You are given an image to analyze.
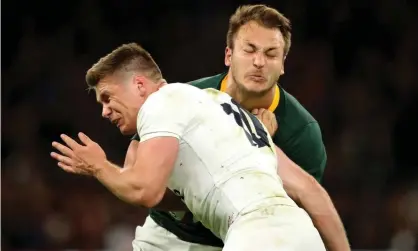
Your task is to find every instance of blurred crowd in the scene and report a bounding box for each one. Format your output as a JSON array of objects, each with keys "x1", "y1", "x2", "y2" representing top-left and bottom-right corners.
[{"x1": 2, "y1": 0, "x2": 418, "y2": 250}]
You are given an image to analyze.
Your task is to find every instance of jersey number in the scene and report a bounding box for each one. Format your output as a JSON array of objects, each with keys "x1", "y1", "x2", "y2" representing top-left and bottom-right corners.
[{"x1": 221, "y1": 100, "x2": 271, "y2": 148}]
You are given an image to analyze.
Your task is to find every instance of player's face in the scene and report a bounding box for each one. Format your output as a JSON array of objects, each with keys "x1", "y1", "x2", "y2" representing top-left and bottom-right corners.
[
  {"x1": 95, "y1": 74, "x2": 143, "y2": 135},
  {"x1": 225, "y1": 21, "x2": 285, "y2": 96}
]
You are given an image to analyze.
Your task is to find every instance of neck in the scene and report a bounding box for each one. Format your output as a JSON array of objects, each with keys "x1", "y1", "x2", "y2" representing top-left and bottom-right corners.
[
  {"x1": 156, "y1": 78, "x2": 167, "y2": 88},
  {"x1": 225, "y1": 75, "x2": 276, "y2": 112},
  {"x1": 153, "y1": 79, "x2": 168, "y2": 92}
]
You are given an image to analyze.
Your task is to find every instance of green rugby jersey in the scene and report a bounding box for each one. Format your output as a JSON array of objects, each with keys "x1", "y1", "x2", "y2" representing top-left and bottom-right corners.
[{"x1": 140, "y1": 72, "x2": 327, "y2": 247}]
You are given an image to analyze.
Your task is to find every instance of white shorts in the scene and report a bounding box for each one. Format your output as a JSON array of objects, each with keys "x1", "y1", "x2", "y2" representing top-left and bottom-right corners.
[
  {"x1": 223, "y1": 205, "x2": 326, "y2": 251},
  {"x1": 132, "y1": 216, "x2": 222, "y2": 251},
  {"x1": 133, "y1": 207, "x2": 325, "y2": 251}
]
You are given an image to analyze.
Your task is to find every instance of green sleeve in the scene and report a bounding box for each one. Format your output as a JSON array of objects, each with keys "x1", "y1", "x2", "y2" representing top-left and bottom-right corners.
[{"x1": 286, "y1": 122, "x2": 327, "y2": 183}]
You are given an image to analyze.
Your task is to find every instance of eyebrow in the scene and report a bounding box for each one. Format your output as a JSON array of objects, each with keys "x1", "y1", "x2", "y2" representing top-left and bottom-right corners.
[
  {"x1": 246, "y1": 43, "x2": 257, "y2": 50},
  {"x1": 96, "y1": 90, "x2": 109, "y2": 103},
  {"x1": 244, "y1": 42, "x2": 279, "y2": 52}
]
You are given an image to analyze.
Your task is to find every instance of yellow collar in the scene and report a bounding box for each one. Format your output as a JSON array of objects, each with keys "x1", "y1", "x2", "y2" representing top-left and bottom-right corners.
[{"x1": 220, "y1": 74, "x2": 280, "y2": 112}]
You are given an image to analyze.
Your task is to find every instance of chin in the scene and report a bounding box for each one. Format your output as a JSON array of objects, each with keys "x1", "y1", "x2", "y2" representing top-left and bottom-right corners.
[
  {"x1": 118, "y1": 125, "x2": 135, "y2": 136},
  {"x1": 118, "y1": 127, "x2": 127, "y2": 135},
  {"x1": 119, "y1": 129, "x2": 130, "y2": 135},
  {"x1": 243, "y1": 83, "x2": 271, "y2": 95}
]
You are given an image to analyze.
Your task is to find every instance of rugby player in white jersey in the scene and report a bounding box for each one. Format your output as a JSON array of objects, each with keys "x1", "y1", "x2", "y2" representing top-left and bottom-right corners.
[{"x1": 50, "y1": 43, "x2": 326, "y2": 250}]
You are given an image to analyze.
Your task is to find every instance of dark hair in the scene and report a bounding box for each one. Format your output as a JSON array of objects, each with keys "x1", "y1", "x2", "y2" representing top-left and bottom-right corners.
[
  {"x1": 86, "y1": 43, "x2": 162, "y2": 88},
  {"x1": 227, "y1": 4, "x2": 292, "y2": 57}
]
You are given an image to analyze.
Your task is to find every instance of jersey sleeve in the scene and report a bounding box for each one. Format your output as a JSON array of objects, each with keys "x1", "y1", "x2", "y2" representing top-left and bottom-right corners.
[
  {"x1": 287, "y1": 122, "x2": 327, "y2": 182},
  {"x1": 137, "y1": 85, "x2": 197, "y2": 142}
]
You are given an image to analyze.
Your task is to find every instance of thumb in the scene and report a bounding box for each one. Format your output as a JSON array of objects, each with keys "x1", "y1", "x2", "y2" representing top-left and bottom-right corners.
[{"x1": 78, "y1": 132, "x2": 93, "y2": 145}]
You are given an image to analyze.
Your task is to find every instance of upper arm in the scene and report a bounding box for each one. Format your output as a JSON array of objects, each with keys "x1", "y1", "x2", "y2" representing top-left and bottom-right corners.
[
  {"x1": 133, "y1": 85, "x2": 197, "y2": 206},
  {"x1": 124, "y1": 140, "x2": 139, "y2": 169},
  {"x1": 287, "y1": 122, "x2": 327, "y2": 182},
  {"x1": 132, "y1": 136, "x2": 179, "y2": 207},
  {"x1": 275, "y1": 145, "x2": 321, "y2": 202}
]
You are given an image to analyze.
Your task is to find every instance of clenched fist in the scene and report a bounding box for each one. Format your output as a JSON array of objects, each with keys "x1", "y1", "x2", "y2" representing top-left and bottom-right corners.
[{"x1": 252, "y1": 108, "x2": 278, "y2": 137}]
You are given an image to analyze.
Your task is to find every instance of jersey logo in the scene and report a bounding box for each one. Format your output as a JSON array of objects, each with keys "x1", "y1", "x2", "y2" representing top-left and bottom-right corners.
[{"x1": 220, "y1": 99, "x2": 271, "y2": 148}]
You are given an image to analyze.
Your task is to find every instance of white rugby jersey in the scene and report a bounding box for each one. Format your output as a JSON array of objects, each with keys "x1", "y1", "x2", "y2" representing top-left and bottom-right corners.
[{"x1": 137, "y1": 83, "x2": 292, "y2": 239}]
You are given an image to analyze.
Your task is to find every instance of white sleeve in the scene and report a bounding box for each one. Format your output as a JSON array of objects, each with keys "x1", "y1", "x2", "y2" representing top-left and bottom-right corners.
[{"x1": 137, "y1": 84, "x2": 198, "y2": 142}]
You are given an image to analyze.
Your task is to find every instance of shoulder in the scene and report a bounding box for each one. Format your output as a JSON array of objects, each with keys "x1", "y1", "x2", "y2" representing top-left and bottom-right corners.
[
  {"x1": 274, "y1": 88, "x2": 327, "y2": 180},
  {"x1": 276, "y1": 87, "x2": 318, "y2": 132},
  {"x1": 187, "y1": 73, "x2": 226, "y2": 90},
  {"x1": 150, "y1": 83, "x2": 200, "y2": 100},
  {"x1": 137, "y1": 84, "x2": 201, "y2": 138},
  {"x1": 142, "y1": 83, "x2": 207, "y2": 113}
]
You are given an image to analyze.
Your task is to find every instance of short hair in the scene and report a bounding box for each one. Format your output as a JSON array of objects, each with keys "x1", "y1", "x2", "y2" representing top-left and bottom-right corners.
[
  {"x1": 226, "y1": 4, "x2": 292, "y2": 57},
  {"x1": 86, "y1": 43, "x2": 162, "y2": 89}
]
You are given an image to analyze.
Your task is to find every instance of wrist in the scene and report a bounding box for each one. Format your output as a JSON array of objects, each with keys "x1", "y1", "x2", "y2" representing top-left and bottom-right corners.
[{"x1": 93, "y1": 159, "x2": 111, "y2": 178}]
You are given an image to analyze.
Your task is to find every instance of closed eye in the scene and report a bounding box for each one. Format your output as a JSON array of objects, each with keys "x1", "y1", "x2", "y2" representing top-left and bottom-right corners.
[
  {"x1": 244, "y1": 43, "x2": 257, "y2": 53},
  {"x1": 265, "y1": 48, "x2": 279, "y2": 58},
  {"x1": 97, "y1": 92, "x2": 110, "y2": 104},
  {"x1": 244, "y1": 48, "x2": 255, "y2": 53}
]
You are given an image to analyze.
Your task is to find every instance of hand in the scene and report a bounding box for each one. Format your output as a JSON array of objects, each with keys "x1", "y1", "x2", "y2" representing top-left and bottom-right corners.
[
  {"x1": 252, "y1": 108, "x2": 278, "y2": 136},
  {"x1": 51, "y1": 132, "x2": 107, "y2": 176}
]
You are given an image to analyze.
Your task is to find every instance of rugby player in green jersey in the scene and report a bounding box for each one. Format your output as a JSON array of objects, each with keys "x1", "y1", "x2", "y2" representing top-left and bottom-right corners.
[{"x1": 128, "y1": 4, "x2": 349, "y2": 251}]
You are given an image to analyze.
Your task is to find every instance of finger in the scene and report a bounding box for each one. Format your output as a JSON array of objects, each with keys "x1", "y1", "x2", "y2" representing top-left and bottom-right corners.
[
  {"x1": 258, "y1": 108, "x2": 266, "y2": 114},
  {"x1": 263, "y1": 109, "x2": 274, "y2": 121},
  {"x1": 270, "y1": 115, "x2": 277, "y2": 128},
  {"x1": 259, "y1": 109, "x2": 268, "y2": 120},
  {"x1": 61, "y1": 134, "x2": 82, "y2": 149},
  {"x1": 57, "y1": 162, "x2": 78, "y2": 174},
  {"x1": 50, "y1": 152, "x2": 75, "y2": 166},
  {"x1": 52, "y1": 141, "x2": 74, "y2": 157},
  {"x1": 78, "y1": 132, "x2": 93, "y2": 146},
  {"x1": 258, "y1": 109, "x2": 268, "y2": 122},
  {"x1": 252, "y1": 109, "x2": 259, "y2": 115},
  {"x1": 58, "y1": 162, "x2": 89, "y2": 176}
]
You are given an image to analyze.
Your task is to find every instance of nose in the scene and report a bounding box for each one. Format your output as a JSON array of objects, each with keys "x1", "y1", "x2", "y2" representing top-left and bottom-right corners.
[
  {"x1": 102, "y1": 105, "x2": 111, "y2": 118},
  {"x1": 253, "y1": 52, "x2": 266, "y2": 68}
]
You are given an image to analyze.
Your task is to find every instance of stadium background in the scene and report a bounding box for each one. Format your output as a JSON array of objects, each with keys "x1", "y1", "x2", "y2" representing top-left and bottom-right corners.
[{"x1": 2, "y1": 0, "x2": 418, "y2": 250}]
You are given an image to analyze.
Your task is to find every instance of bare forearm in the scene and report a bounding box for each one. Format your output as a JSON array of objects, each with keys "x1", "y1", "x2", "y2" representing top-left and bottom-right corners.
[
  {"x1": 298, "y1": 181, "x2": 350, "y2": 251},
  {"x1": 95, "y1": 161, "x2": 151, "y2": 207},
  {"x1": 275, "y1": 146, "x2": 349, "y2": 251}
]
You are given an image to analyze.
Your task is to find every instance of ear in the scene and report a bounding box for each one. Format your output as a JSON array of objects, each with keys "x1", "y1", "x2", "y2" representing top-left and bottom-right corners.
[
  {"x1": 225, "y1": 47, "x2": 232, "y2": 67},
  {"x1": 280, "y1": 56, "x2": 286, "y2": 75},
  {"x1": 133, "y1": 75, "x2": 147, "y2": 96}
]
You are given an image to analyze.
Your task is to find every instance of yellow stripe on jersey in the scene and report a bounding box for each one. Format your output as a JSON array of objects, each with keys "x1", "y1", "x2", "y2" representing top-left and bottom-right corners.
[
  {"x1": 268, "y1": 85, "x2": 280, "y2": 112},
  {"x1": 220, "y1": 74, "x2": 280, "y2": 112},
  {"x1": 220, "y1": 75, "x2": 228, "y2": 92}
]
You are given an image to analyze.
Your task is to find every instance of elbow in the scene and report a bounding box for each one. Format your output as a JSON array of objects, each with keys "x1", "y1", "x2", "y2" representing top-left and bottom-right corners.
[
  {"x1": 297, "y1": 174, "x2": 327, "y2": 201},
  {"x1": 286, "y1": 172, "x2": 324, "y2": 203},
  {"x1": 133, "y1": 187, "x2": 165, "y2": 208}
]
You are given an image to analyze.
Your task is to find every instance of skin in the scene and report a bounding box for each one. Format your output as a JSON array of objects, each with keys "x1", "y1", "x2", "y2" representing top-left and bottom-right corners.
[
  {"x1": 51, "y1": 21, "x2": 349, "y2": 250},
  {"x1": 225, "y1": 21, "x2": 285, "y2": 111},
  {"x1": 223, "y1": 21, "x2": 350, "y2": 251},
  {"x1": 94, "y1": 73, "x2": 165, "y2": 135},
  {"x1": 51, "y1": 73, "x2": 181, "y2": 208}
]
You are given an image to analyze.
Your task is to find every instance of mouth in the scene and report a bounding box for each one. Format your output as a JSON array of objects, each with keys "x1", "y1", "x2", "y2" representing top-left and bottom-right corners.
[
  {"x1": 248, "y1": 74, "x2": 266, "y2": 82},
  {"x1": 111, "y1": 118, "x2": 121, "y2": 127},
  {"x1": 248, "y1": 72, "x2": 266, "y2": 82}
]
